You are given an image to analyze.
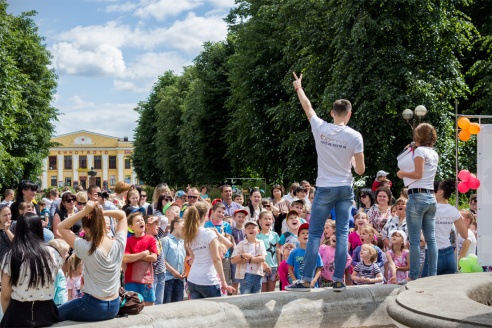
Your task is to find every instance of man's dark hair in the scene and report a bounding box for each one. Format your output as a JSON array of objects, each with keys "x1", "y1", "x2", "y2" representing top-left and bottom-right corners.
[
  {"x1": 220, "y1": 184, "x2": 232, "y2": 192},
  {"x1": 332, "y1": 99, "x2": 352, "y2": 116}
]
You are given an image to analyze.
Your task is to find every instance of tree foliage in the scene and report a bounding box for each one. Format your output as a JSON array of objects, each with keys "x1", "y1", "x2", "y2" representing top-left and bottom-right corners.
[
  {"x1": 0, "y1": 1, "x2": 58, "y2": 189},
  {"x1": 132, "y1": 0, "x2": 489, "y2": 190}
]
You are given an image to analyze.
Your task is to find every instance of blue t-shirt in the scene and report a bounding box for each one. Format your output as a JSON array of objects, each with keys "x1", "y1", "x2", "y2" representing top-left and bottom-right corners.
[
  {"x1": 286, "y1": 247, "x2": 323, "y2": 285},
  {"x1": 204, "y1": 220, "x2": 233, "y2": 258},
  {"x1": 279, "y1": 231, "x2": 300, "y2": 248},
  {"x1": 330, "y1": 206, "x2": 357, "y2": 229},
  {"x1": 257, "y1": 232, "x2": 280, "y2": 268}
]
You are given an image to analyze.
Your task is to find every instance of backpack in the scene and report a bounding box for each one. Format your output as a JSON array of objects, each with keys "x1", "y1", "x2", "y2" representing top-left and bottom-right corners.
[{"x1": 118, "y1": 287, "x2": 144, "y2": 315}]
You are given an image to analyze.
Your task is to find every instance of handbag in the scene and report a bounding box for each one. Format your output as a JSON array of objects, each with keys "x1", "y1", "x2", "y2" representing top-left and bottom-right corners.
[{"x1": 118, "y1": 287, "x2": 144, "y2": 315}]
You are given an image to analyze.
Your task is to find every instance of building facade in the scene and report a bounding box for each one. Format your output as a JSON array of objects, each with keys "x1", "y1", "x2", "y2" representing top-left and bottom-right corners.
[{"x1": 42, "y1": 131, "x2": 137, "y2": 190}]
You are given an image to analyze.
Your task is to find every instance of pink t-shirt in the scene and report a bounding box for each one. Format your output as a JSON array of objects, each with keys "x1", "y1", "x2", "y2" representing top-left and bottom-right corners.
[
  {"x1": 278, "y1": 260, "x2": 290, "y2": 290},
  {"x1": 66, "y1": 275, "x2": 83, "y2": 299},
  {"x1": 318, "y1": 245, "x2": 351, "y2": 281}
]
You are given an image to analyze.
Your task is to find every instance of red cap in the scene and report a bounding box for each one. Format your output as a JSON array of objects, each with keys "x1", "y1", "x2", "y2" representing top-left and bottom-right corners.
[
  {"x1": 298, "y1": 222, "x2": 310, "y2": 236},
  {"x1": 234, "y1": 209, "x2": 248, "y2": 216}
]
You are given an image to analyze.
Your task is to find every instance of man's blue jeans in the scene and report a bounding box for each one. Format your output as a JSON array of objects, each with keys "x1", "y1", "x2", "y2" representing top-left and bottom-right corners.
[
  {"x1": 406, "y1": 193, "x2": 437, "y2": 280},
  {"x1": 302, "y1": 186, "x2": 353, "y2": 283}
]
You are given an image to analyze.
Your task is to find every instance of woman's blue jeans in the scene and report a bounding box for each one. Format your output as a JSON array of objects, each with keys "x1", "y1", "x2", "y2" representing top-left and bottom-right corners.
[
  {"x1": 406, "y1": 193, "x2": 437, "y2": 280},
  {"x1": 187, "y1": 281, "x2": 221, "y2": 299},
  {"x1": 58, "y1": 293, "x2": 120, "y2": 322},
  {"x1": 422, "y1": 246, "x2": 456, "y2": 277}
]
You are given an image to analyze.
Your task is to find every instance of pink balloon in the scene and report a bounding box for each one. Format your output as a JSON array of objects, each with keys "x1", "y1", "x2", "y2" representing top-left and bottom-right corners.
[
  {"x1": 458, "y1": 170, "x2": 471, "y2": 182},
  {"x1": 469, "y1": 176, "x2": 481, "y2": 190},
  {"x1": 458, "y1": 181, "x2": 470, "y2": 193}
]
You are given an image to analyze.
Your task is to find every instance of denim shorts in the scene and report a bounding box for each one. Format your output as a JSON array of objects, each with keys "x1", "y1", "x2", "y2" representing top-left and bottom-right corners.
[
  {"x1": 262, "y1": 267, "x2": 278, "y2": 283},
  {"x1": 125, "y1": 282, "x2": 156, "y2": 303}
]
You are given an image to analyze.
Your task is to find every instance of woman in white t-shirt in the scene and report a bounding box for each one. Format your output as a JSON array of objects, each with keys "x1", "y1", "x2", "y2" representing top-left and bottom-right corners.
[
  {"x1": 57, "y1": 201, "x2": 127, "y2": 322},
  {"x1": 183, "y1": 202, "x2": 234, "y2": 298},
  {"x1": 1, "y1": 212, "x2": 63, "y2": 327},
  {"x1": 422, "y1": 179, "x2": 468, "y2": 276},
  {"x1": 397, "y1": 123, "x2": 439, "y2": 283}
]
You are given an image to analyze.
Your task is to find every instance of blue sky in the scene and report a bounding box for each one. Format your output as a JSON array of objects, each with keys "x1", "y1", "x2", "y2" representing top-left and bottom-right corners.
[{"x1": 7, "y1": 0, "x2": 235, "y2": 139}]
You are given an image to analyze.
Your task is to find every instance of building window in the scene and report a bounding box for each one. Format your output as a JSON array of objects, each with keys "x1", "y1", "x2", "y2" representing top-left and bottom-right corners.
[
  {"x1": 95, "y1": 177, "x2": 101, "y2": 188},
  {"x1": 50, "y1": 176, "x2": 57, "y2": 187},
  {"x1": 94, "y1": 156, "x2": 102, "y2": 169},
  {"x1": 110, "y1": 175, "x2": 116, "y2": 186},
  {"x1": 79, "y1": 156, "x2": 87, "y2": 169},
  {"x1": 109, "y1": 156, "x2": 117, "y2": 169},
  {"x1": 125, "y1": 158, "x2": 131, "y2": 169},
  {"x1": 49, "y1": 156, "x2": 57, "y2": 170},
  {"x1": 65, "y1": 177, "x2": 72, "y2": 187},
  {"x1": 64, "y1": 156, "x2": 72, "y2": 170}
]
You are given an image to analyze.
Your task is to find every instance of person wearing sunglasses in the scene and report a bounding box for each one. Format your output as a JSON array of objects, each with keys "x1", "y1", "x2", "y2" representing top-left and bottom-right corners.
[
  {"x1": 53, "y1": 192, "x2": 81, "y2": 239},
  {"x1": 75, "y1": 192, "x2": 88, "y2": 212},
  {"x1": 358, "y1": 188, "x2": 374, "y2": 213},
  {"x1": 10, "y1": 180, "x2": 41, "y2": 221},
  {"x1": 186, "y1": 188, "x2": 200, "y2": 206}
]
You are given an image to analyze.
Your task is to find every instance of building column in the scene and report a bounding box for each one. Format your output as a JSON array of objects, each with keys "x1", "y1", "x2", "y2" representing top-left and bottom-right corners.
[
  {"x1": 102, "y1": 154, "x2": 109, "y2": 183},
  {"x1": 131, "y1": 169, "x2": 136, "y2": 185},
  {"x1": 87, "y1": 154, "x2": 94, "y2": 169},
  {"x1": 42, "y1": 158, "x2": 48, "y2": 189},
  {"x1": 57, "y1": 155, "x2": 64, "y2": 187},
  {"x1": 72, "y1": 154, "x2": 79, "y2": 186},
  {"x1": 117, "y1": 154, "x2": 124, "y2": 182}
]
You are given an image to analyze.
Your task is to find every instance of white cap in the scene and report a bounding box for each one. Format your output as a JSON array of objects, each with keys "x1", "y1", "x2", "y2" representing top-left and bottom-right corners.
[
  {"x1": 390, "y1": 230, "x2": 407, "y2": 243},
  {"x1": 377, "y1": 170, "x2": 389, "y2": 178}
]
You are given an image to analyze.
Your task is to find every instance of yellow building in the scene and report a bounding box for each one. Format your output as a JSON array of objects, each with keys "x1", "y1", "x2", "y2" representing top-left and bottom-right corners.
[{"x1": 42, "y1": 130, "x2": 137, "y2": 190}]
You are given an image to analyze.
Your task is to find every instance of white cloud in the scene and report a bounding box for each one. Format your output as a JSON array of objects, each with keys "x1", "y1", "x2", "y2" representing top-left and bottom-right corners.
[
  {"x1": 113, "y1": 80, "x2": 149, "y2": 93},
  {"x1": 207, "y1": 0, "x2": 235, "y2": 7},
  {"x1": 125, "y1": 51, "x2": 191, "y2": 78},
  {"x1": 51, "y1": 42, "x2": 126, "y2": 76},
  {"x1": 106, "y1": 0, "x2": 203, "y2": 20},
  {"x1": 56, "y1": 101, "x2": 138, "y2": 138},
  {"x1": 58, "y1": 21, "x2": 131, "y2": 49},
  {"x1": 71, "y1": 96, "x2": 95, "y2": 109}
]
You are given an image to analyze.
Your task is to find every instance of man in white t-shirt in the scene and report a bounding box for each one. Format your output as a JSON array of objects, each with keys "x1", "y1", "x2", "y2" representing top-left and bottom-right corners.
[{"x1": 286, "y1": 73, "x2": 365, "y2": 292}]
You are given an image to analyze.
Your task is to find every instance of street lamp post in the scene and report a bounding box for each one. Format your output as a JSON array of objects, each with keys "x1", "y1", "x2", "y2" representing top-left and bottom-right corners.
[{"x1": 402, "y1": 105, "x2": 427, "y2": 131}]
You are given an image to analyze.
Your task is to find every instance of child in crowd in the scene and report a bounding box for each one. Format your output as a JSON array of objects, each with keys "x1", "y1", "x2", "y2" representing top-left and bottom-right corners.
[
  {"x1": 278, "y1": 242, "x2": 296, "y2": 290},
  {"x1": 351, "y1": 225, "x2": 385, "y2": 271},
  {"x1": 146, "y1": 215, "x2": 166, "y2": 305},
  {"x1": 48, "y1": 238, "x2": 69, "y2": 307},
  {"x1": 351, "y1": 244, "x2": 384, "y2": 285},
  {"x1": 348, "y1": 212, "x2": 371, "y2": 255},
  {"x1": 39, "y1": 200, "x2": 50, "y2": 228},
  {"x1": 391, "y1": 205, "x2": 397, "y2": 217},
  {"x1": 231, "y1": 221, "x2": 266, "y2": 294},
  {"x1": 372, "y1": 170, "x2": 392, "y2": 192},
  {"x1": 279, "y1": 210, "x2": 302, "y2": 248},
  {"x1": 231, "y1": 209, "x2": 247, "y2": 294},
  {"x1": 287, "y1": 223, "x2": 323, "y2": 288},
  {"x1": 224, "y1": 215, "x2": 233, "y2": 227},
  {"x1": 234, "y1": 193, "x2": 244, "y2": 206},
  {"x1": 164, "y1": 204, "x2": 181, "y2": 235},
  {"x1": 123, "y1": 212, "x2": 158, "y2": 306},
  {"x1": 386, "y1": 230, "x2": 409, "y2": 284},
  {"x1": 162, "y1": 218, "x2": 186, "y2": 303},
  {"x1": 66, "y1": 253, "x2": 84, "y2": 300},
  {"x1": 458, "y1": 209, "x2": 477, "y2": 259},
  {"x1": 321, "y1": 219, "x2": 336, "y2": 245},
  {"x1": 257, "y1": 211, "x2": 280, "y2": 292},
  {"x1": 279, "y1": 200, "x2": 305, "y2": 234},
  {"x1": 122, "y1": 189, "x2": 141, "y2": 213},
  {"x1": 382, "y1": 197, "x2": 408, "y2": 251},
  {"x1": 319, "y1": 233, "x2": 351, "y2": 287}
]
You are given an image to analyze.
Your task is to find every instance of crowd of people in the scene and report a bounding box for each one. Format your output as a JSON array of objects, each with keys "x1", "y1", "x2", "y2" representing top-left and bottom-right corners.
[{"x1": 0, "y1": 73, "x2": 481, "y2": 326}]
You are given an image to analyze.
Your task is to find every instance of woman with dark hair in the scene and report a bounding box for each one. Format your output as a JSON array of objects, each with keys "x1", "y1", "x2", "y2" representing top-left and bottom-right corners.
[
  {"x1": 358, "y1": 188, "x2": 374, "y2": 213},
  {"x1": 367, "y1": 187, "x2": 393, "y2": 239},
  {"x1": 53, "y1": 192, "x2": 79, "y2": 239},
  {"x1": 57, "y1": 201, "x2": 127, "y2": 321},
  {"x1": 10, "y1": 180, "x2": 40, "y2": 221},
  {"x1": 245, "y1": 188, "x2": 263, "y2": 221},
  {"x1": 1, "y1": 212, "x2": 64, "y2": 327},
  {"x1": 271, "y1": 184, "x2": 289, "y2": 215}
]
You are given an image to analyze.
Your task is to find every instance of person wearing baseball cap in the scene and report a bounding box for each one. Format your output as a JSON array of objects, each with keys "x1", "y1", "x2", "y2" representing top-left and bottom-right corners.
[
  {"x1": 286, "y1": 223, "x2": 323, "y2": 290},
  {"x1": 372, "y1": 170, "x2": 393, "y2": 192}
]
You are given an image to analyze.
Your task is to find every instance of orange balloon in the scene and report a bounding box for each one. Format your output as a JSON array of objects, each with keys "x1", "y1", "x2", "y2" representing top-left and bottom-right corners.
[
  {"x1": 469, "y1": 122, "x2": 481, "y2": 134},
  {"x1": 458, "y1": 117, "x2": 470, "y2": 130},
  {"x1": 459, "y1": 129, "x2": 471, "y2": 141}
]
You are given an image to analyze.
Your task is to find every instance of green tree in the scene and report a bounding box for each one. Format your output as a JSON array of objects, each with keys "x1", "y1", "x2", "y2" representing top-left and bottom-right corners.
[
  {"x1": 132, "y1": 71, "x2": 179, "y2": 186},
  {"x1": 0, "y1": 2, "x2": 58, "y2": 189}
]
